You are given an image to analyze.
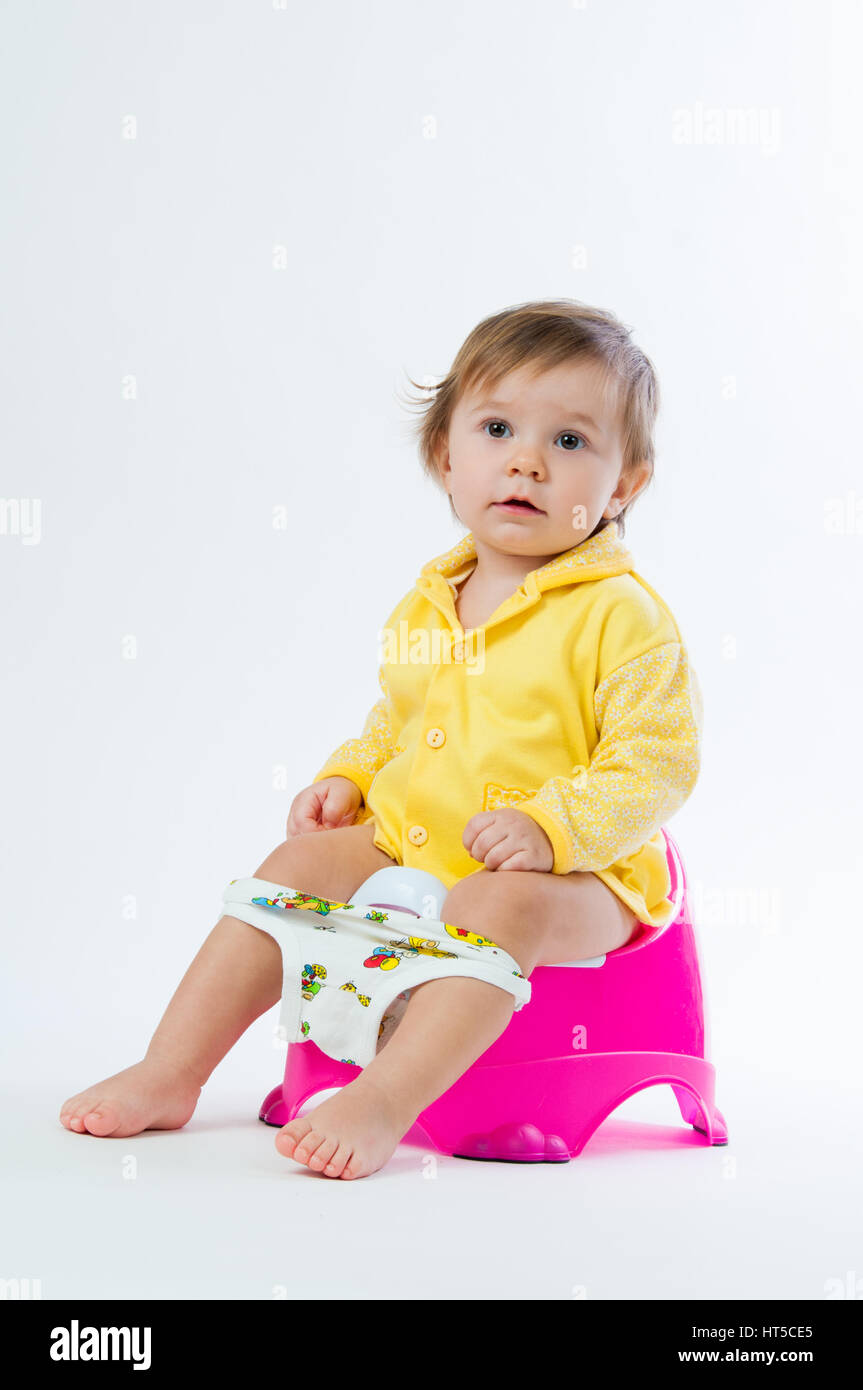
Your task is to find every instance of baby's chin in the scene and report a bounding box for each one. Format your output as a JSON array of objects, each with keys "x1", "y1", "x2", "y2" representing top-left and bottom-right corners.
[{"x1": 473, "y1": 512, "x2": 582, "y2": 558}]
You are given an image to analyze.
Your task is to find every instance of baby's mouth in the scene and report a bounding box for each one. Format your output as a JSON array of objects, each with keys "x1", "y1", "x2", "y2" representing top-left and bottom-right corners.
[{"x1": 494, "y1": 498, "x2": 544, "y2": 514}]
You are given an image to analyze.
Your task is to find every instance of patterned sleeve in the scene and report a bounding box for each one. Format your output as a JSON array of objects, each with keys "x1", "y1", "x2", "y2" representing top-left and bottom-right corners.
[
  {"x1": 517, "y1": 642, "x2": 704, "y2": 874},
  {"x1": 311, "y1": 666, "x2": 399, "y2": 807}
]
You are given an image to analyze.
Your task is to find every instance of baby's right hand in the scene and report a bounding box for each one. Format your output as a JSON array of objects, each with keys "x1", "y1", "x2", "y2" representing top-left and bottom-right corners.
[{"x1": 286, "y1": 776, "x2": 364, "y2": 838}]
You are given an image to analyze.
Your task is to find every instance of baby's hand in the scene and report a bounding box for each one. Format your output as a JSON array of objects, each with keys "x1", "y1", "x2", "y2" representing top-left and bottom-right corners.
[
  {"x1": 462, "y1": 809, "x2": 554, "y2": 873},
  {"x1": 286, "y1": 777, "x2": 363, "y2": 837}
]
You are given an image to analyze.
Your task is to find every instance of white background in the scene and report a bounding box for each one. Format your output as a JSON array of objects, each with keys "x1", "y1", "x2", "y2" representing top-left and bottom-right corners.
[{"x1": 2, "y1": 0, "x2": 861, "y2": 1302}]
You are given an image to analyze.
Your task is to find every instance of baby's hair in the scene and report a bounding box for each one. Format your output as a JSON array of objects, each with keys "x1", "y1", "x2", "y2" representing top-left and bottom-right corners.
[{"x1": 396, "y1": 298, "x2": 660, "y2": 539}]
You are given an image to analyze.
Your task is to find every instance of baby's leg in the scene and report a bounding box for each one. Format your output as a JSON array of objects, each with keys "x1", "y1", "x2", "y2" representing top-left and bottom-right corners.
[
  {"x1": 279, "y1": 866, "x2": 638, "y2": 1180},
  {"x1": 276, "y1": 879, "x2": 525, "y2": 1181},
  {"x1": 59, "y1": 824, "x2": 396, "y2": 1138}
]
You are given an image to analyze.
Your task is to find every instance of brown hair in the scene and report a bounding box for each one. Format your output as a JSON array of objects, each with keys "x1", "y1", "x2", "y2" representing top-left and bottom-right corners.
[{"x1": 396, "y1": 298, "x2": 660, "y2": 539}]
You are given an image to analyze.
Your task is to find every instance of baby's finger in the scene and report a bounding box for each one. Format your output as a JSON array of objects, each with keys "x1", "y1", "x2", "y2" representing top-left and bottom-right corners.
[
  {"x1": 289, "y1": 802, "x2": 324, "y2": 835},
  {"x1": 478, "y1": 838, "x2": 515, "y2": 871},
  {"x1": 462, "y1": 810, "x2": 495, "y2": 852},
  {"x1": 495, "y1": 850, "x2": 534, "y2": 871},
  {"x1": 470, "y1": 819, "x2": 511, "y2": 862},
  {"x1": 320, "y1": 801, "x2": 348, "y2": 828},
  {"x1": 286, "y1": 817, "x2": 317, "y2": 837},
  {"x1": 464, "y1": 810, "x2": 494, "y2": 836}
]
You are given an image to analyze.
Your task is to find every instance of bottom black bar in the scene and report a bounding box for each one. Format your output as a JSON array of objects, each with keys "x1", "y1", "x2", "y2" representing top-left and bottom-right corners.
[{"x1": 2, "y1": 1298, "x2": 859, "y2": 1372}]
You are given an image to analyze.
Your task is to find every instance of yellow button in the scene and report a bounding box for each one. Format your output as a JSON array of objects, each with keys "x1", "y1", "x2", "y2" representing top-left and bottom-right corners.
[
  {"x1": 426, "y1": 727, "x2": 446, "y2": 748},
  {"x1": 407, "y1": 825, "x2": 428, "y2": 846}
]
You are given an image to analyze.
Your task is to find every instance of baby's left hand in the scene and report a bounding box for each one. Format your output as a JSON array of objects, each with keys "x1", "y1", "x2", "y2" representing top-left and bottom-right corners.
[{"x1": 463, "y1": 809, "x2": 554, "y2": 873}]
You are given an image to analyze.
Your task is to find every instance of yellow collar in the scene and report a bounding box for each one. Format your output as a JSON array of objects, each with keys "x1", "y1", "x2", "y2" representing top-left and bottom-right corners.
[{"x1": 418, "y1": 518, "x2": 634, "y2": 596}]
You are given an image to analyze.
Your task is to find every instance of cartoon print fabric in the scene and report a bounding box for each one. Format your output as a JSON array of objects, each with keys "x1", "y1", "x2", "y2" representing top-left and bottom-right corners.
[{"x1": 221, "y1": 877, "x2": 532, "y2": 1068}]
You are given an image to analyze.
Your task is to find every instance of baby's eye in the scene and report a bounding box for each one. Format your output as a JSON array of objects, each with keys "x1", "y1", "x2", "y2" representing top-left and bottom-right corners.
[
  {"x1": 482, "y1": 420, "x2": 511, "y2": 439},
  {"x1": 481, "y1": 420, "x2": 586, "y2": 451}
]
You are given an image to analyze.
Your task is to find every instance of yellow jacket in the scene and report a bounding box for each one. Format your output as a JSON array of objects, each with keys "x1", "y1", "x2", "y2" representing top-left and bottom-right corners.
[{"x1": 313, "y1": 519, "x2": 703, "y2": 928}]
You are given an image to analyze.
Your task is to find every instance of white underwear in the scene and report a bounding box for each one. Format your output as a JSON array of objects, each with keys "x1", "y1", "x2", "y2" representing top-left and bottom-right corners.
[{"x1": 222, "y1": 876, "x2": 532, "y2": 1068}]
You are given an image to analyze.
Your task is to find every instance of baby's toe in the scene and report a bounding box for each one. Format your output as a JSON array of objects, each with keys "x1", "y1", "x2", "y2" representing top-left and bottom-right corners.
[
  {"x1": 59, "y1": 1096, "x2": 85, "y2": 1125},
  {"x1": 80, "y1": 1107, "x2": 122, "y2": 1137},
  {"x1": 60, "y1": 1098, "x2": 95, "y2": 1132},
  {"x1": 292, "y1": 1128, "x2": 327, "y2": 1165},
  {"x1": 323, "y1": 1143, "x2": 352, "y2": 1178},
  {"x1": 306, "y1": 1136, "x2": 339, "y2": 1172},
  {"x1": 275, "y1": 1117, "x2": 312, "y2": 1160}
]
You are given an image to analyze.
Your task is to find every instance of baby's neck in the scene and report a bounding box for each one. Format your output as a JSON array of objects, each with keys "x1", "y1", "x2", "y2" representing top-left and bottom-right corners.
[
  {"x1": 469, "y1": 537, "x2": 563, "y2": 592},
  {"x1": 454, "y1": 551, "x2": 545, "y2": 630}
]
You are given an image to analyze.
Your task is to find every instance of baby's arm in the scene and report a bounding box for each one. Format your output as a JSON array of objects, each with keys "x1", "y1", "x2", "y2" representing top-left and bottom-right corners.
[
  {"x1": 518, "y1": 641, "x2": 703, "y2": 874},
  {"x1": 308, "y1": 590, "x2": 412, "y2": 821},
  {"x1": 310, "y1": 667, "x2": 399, "y2": 825}
]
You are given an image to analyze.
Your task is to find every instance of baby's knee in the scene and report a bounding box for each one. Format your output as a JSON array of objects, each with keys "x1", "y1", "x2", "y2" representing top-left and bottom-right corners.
[
  {"x1": 253, "y1": 834, "x2": 325, "y2": 891},
  {"x1": 252, "y1": 823, "x2": 375, "y2": 902},
  {"x1": 442, "y1": 871, "x2": 539, "y2": 952},
  {"x1": 442, "y1": 866, "x2": 528, "y2": 919}
]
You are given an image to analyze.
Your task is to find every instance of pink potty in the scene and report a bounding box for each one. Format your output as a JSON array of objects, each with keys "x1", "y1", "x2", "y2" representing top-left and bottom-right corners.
[{"x1": 259, "y1": 828, "x2": 728, "y2": 1162}]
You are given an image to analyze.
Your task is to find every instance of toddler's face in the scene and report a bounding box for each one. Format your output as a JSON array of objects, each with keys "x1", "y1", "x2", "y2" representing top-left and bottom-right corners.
[{"x1": 440, "y1": 358, "x2": 649, "y2": 557}]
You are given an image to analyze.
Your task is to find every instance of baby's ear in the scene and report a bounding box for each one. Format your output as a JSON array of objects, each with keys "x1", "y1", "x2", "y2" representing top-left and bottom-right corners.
[
  {"x1": 619, "y1": 458, "x2": 652, "y2": 508},
  {"x1": 435, "y1": 447, "x2": 451, "y2": 486}
]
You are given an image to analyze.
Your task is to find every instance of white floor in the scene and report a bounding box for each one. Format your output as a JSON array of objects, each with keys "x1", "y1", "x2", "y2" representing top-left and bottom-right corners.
[{"x1": 5, "y1": 1052, "x2": 859, "y2": 1302}]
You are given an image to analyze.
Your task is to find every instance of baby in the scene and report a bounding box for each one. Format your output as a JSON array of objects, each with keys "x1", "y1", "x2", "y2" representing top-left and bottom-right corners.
[{"x1": 60, "y1": 298, "x2": 703, "y2": 1179}]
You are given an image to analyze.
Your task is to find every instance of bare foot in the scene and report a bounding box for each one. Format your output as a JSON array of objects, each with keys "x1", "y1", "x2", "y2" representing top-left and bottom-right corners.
[
  {"x1": 275, "y1": 1074, "x2": 417, "y2": 1180},
  {"x1": 59, "y1": 1058, "x2": 202, "y2": 1138}
]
